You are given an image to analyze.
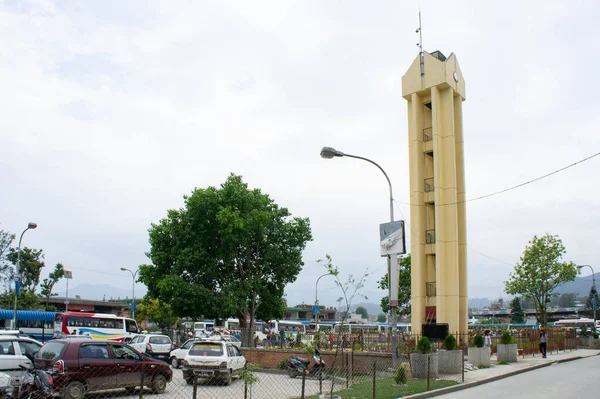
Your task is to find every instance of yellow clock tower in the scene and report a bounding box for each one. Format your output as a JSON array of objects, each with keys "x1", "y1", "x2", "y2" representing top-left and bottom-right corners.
[{"x1": 402, "y1": 50, "x2": 468, "y2": 339}]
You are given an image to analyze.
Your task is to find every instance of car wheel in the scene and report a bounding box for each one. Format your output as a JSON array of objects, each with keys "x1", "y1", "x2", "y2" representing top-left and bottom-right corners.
[
  {"x1": 222, "y1": 370, "x2": 232, "y2": 386},
  {"x1": 287, "y1": 368, "x2": 299, "y2": 378},
  {"x1": 170, "y1": 357, "x2": 179, "y2": 368},
  {"x1": 62, "y1": 381, "x2": 86, "y2": 399},
  {"x1": 151, "y1": 375, "x2": 167, "y2": 394}
]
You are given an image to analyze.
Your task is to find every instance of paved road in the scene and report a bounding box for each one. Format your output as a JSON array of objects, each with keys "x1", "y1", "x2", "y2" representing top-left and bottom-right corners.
[{"x1": 439, "y1": 356, "x2": 600, "y2": 398}]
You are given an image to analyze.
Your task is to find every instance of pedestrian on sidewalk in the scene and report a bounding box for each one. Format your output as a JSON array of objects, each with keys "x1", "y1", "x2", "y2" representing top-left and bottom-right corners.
[
  {"x1": 484, "y1": 330, "x2": 492, "y2": 349},
  {"x1": 539, "y1": 329, "x2": 547, "y2": 358}
]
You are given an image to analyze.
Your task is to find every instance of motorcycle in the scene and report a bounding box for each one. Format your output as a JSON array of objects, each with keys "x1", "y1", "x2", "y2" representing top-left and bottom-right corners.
[
  {"x1": 287, "y1": 349, "x2": 326, "y2": 379},
  {"x1": 17, "y1": 357, "x2": 53, "y2": 399}
]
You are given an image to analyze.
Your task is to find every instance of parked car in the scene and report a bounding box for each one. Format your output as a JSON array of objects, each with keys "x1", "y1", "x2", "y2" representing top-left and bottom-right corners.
[
  {"x1": 205, "y1": 335, "x2": 242, "y2": 349},
  {"x1": 0, "y1": 335, "x2": 42, "y2": 372},
  {"x1": 128, "y1": 334, "x2": 173, "y2": 361},
  {"x1": 181, "y1": 341, "x2": 246, "y2": 385},
  {"x1": 34, "y1": 339, "x2": 173, "y2": 399},
  {"x1": 169, "y1": 338, "x2": 200, "y2": 369}
]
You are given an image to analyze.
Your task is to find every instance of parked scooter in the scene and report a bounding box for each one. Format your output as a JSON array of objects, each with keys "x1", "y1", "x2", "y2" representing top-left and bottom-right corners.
[
  {"x1": 17, "y1": 355, "x2": 53, "y2": 399},
  {"x1": 287, "y1": 349, "x2": 326, "y2": 379}
]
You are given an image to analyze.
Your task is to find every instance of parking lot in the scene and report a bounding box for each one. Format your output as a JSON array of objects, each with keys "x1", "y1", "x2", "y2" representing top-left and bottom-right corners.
[{"x1": 89, "y1": 367, "x2": 344, "y2": 399}]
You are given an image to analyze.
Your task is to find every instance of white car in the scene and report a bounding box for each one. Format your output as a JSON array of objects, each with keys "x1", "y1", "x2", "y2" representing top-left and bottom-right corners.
[
  {"x1": 181, "y1": 341, "x2": 246, "y2": 385},
  {"x1": 129, "y1": 334, "x2": 173, "y2": 361},
  {"x1": 0, "y1": 335, "x2": 43, "y2": 385},
  {"x1": 169, "y1": 338, "x2": 200, "y2": 368}
]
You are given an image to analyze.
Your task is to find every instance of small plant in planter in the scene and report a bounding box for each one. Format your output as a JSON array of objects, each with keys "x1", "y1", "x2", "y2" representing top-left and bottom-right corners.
[
  {"x1": 468, "y1": 334, "x2": 490, "y2": 367},
  {"x1": 443, "y1": 334, "x2": 457, "y2": 350},
  {"x1": 497, "y1": 331, "x2": 518, "y2": 362},
  {"x1": 417, "y1": 336, "x2": 431, "y2": 353},
  {"x1": 500, "y1": 331, "x2": 514, "y2": 345}
]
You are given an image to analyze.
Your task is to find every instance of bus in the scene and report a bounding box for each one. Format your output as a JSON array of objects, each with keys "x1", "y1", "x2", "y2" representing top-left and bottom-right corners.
[
  {"x1": 554, "y1": 318, "x2": 600, "y2": 334},
  {"x1": 333, "y1": 322, "x2": 386, "y2": 334},
  {"x1": 54, "y1": 312, "x2": 139, "y2": 340},
  {"x1": 193, "y1": 320, "x2": 215, "y2": 331}
]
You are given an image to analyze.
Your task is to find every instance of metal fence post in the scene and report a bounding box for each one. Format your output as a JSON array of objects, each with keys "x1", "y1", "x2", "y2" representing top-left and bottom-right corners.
[
  {"x1": 301, "y1": 367, "x2": 306, "y2": 399},
  {"x1": 372, "y1": 361, "x2": 376, "y2": 399},
  {"x1": 346, "y1": 352, "x2": 350, "y2": 389},
  {"x1": 461, "y1": 347, "x2": 465, "y2": 383},
  {"x1": 139, "y1": 363, "x2": 145, "y2": 399},
  {"x1": 319, "y1": 357, "x2": 323, "y2": 394},
  {"x1": 244, "y1": 376, "x2": 248, "y2": 399},
  {"x1": 426, "y1": 355, "x2": 430, "y2": 391},
  {"x1": 192, "y1": 376, "x2": 198, "y2": 399}
]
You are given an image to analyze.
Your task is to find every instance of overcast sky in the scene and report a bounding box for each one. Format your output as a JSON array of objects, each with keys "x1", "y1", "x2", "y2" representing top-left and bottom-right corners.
[{"x1": 1, "y1": 1, "x2": 599, "y2": 312}]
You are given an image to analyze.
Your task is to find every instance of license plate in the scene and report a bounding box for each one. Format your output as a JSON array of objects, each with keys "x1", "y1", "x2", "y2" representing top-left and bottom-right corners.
[{"x1": 194, "y1": 371, "x2": 213, "y2": 377}]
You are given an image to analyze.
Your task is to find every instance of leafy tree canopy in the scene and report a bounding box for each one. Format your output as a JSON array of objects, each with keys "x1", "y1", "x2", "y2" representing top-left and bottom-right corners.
[
  {"x1": 6, "y1": 247, "x2": 45, "y2": 293},
  {"x1": 504, "y1": 234, "x2": 577, "y2": 327},
  {"x1": 378, "y1": 254, "x2": 411, "y2": 316},
  {"x1": 584, "y1": 285, "x2": 599, "y2": 320},
  {"x1": 0, "y1": 228, "x2": 15, "y2": 289},
  {"x1": 376, "y1": 313, "x2": 387, "y2": 323},
  {"x1": 139, "y1": 174, "x2": 312, "y2": 345},
  {"x1": 355, "y1": 306, "x2": 369, "y2": 319},
  {"x1": 40, "y1": 263, "x2": 65, "y2": 310},
  {"x1": 136, "y1": 298, "x2": 178, "y2": 330},
  {"x1": 509, "y1": 297, "x2": 525, "y2": 323}
]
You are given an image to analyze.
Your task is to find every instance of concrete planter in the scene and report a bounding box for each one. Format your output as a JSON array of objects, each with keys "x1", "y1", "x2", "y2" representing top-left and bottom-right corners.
[
  {"x1": 579, "y1": 337, "x2": 600, "y2": 349},
  {"x1": 409, "y1": 353, "x2": 438, "y2": 379},
  {"x1": 467, "y1": 347, "x2": 490, "y2": 367},
  {"x1": 496, "y1": 344, "x2": 518, "y2": 362},
  {"x1": 437, "y1": 350, "x2": 463, "y2": 374}
]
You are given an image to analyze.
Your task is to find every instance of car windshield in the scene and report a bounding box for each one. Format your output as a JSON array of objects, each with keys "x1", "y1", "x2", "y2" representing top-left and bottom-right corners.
[
  {"x1": 36, "y1": 341, "x2": 66, "y2": 360},
  {"x1": 189, "y1": 343, "x2": 223, "y2": 357},
  {"x1": 149, "y1": 336, "x2": 171, "y2": 344}
]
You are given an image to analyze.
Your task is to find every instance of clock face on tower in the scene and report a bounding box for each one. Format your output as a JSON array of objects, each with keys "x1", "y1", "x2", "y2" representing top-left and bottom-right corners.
[{"x1": 453, "y1": 71, "x2": 459, "y2": 83}]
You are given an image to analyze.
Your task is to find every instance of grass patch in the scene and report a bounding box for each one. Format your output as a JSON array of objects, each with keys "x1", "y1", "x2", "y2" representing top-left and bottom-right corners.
[
  {"x1": 497, "y1": 360, "x2": 510, "y2": 365},
  {"x1": 305, "y1": 378, "x2": 458, "y2": 399}
]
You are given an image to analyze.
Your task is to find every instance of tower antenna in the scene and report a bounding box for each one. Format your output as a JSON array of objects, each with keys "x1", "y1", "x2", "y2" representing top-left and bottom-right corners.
[{"x1": 416, "y1": 10, "x2": 424, "y2": 77}]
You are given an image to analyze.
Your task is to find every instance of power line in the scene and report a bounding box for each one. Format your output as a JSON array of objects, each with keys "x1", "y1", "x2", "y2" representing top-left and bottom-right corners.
[{"x1": 395, "y1": 150, "x2": 600, "y2": 207}]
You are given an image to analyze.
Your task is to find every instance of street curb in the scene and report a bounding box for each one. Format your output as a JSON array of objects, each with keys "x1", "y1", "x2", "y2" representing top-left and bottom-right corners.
[{"x1": 401, "y1": 353, "x2": 596, "y2": 399}]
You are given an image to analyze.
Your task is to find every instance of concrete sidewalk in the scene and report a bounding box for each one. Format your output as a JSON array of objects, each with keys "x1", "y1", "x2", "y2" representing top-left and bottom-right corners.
[{"x1": 404, "y1": 348, "x2": 600, "y2": 398}]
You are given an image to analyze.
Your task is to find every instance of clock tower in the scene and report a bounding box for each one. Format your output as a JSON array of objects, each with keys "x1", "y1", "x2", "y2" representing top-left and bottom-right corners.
[{"x1": 402, "y1": 50, "x2": 468, "y2": 340}]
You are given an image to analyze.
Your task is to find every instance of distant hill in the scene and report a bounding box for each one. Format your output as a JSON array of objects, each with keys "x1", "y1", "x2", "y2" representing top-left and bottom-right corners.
[
  {"x1": 468, "y1": 298, "x2": 491, "y2": 308},
  {"x1": 555, "y1": 273, "x2": 599, "y2": 297}
]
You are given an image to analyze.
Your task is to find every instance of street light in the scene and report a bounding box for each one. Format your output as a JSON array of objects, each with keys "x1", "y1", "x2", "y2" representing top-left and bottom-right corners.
[
  {"x1": 120, "y1": 267, "x2": 140, "y2": 319},
  {"x1": 13, "y1": 222, "x2": 37, "y2": 329},
  {"x1": 577, "y1": 264, "x2": 596, "y2": 330},
  {"x1": 320, "y1": 146, "x2": 399, "y2": 364},
  {"x1": 314, "y1": 273, "x2": 333, "y2": 325}
]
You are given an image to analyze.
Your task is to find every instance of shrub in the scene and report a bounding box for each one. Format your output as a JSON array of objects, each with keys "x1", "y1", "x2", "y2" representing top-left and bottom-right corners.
[
  {"x1": 500, "y1": 331, "x2": 513, "y2": 345},
  {"x1": 473, "y1": 334, "x2": 484, "y2": 348},
  {"x1": 394, "y1": 366, "x2": 407, "y2": 385},
  {"x1": 443, "y1": 334, "x2": 456, "y2": 350},
  {"x1": 277, "y1": 359, "x2": 289, "y2": 370},
  {"x1": 416, "y1": 336, "x2": 431, "y2": 353},
  {"x1": 593, "y1": 333, "x2": 599, "y2": 339}
]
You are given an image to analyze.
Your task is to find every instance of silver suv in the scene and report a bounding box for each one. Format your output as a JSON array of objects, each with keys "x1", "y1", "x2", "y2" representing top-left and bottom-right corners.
[{"x1": 129, "y1": 334, "x2": 173, "y2": 361}]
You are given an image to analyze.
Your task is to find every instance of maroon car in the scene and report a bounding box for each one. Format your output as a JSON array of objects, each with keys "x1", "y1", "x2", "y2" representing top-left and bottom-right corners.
[{"x1": 34, "y1": 339, "x2": 172, "y2": 399}]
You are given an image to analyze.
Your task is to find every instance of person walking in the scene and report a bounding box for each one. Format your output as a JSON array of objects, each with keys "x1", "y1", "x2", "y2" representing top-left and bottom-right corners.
[
  {"x1": 539, "y1": 330, "x2": 547, "y2": 358},
  {"x1": 484, "y1": 330, "x2": 492, "y2": 348}
]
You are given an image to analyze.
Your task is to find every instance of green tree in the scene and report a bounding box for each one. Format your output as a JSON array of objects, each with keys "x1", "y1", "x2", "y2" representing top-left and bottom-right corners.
[
  {"x1": 378, "y1": 254, "x2": 411, "y2": 316},
  {"x1": 377, "y1": 313, "x2": 387, "y2": 323},
  {"x1": 0, "y1": 228, "x2": 15, "y2": 289},
  {"x1": 584, "y1": 285, "x2": 599, "y2": 319},
  {"x1": 139, "y1": 174, "x2": 312, "y2": 346},
  {"x1": 40, "y1": 263, "x2": 65, "y2": 310},
  {"x1": 136, "y1": 298, "x2": 179, "y2": 330},
  {"x1": 504, "y1": 234, "x2": 577, "y2": 327},
  {"x1": 6, "y1": 247, "x2": 45, "y2": 293},
  {"x1": 355, "y1": 306, "x2": 369, "y2": 319},
  {"x1": 509, "y1": 297, "x2": 525, "y2": 323}
]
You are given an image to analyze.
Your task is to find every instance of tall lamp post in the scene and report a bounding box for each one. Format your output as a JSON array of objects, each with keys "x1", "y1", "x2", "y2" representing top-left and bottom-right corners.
[
  {"x1": 314, "y1": 273, "x2": 333, "y2": 325},
  {"x1": 120, "y1": 267, "x2": 140, "y2": 319},
  {"x1": 13, "y1": 222, "x2": 38, "y2": 329},
  {"x1": 577, "y1": 264, "x2": 596, "y2": 329},
  {"x1": 320, "y1": 146, "x2": 400, "y2": 365}
]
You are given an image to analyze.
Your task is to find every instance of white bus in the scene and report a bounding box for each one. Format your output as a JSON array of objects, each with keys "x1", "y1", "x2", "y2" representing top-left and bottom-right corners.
[
  {"x1": 54, "y1": 312, "x2": 139, "y2": 341},
  {"x1": 554, "y1": 318, "x2": 600, "y2": 333}
]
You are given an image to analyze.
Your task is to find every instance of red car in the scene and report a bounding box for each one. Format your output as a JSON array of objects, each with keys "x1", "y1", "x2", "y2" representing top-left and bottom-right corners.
[{"x1": 34, "y1": 339, "x2": 172, "y2": 399}]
